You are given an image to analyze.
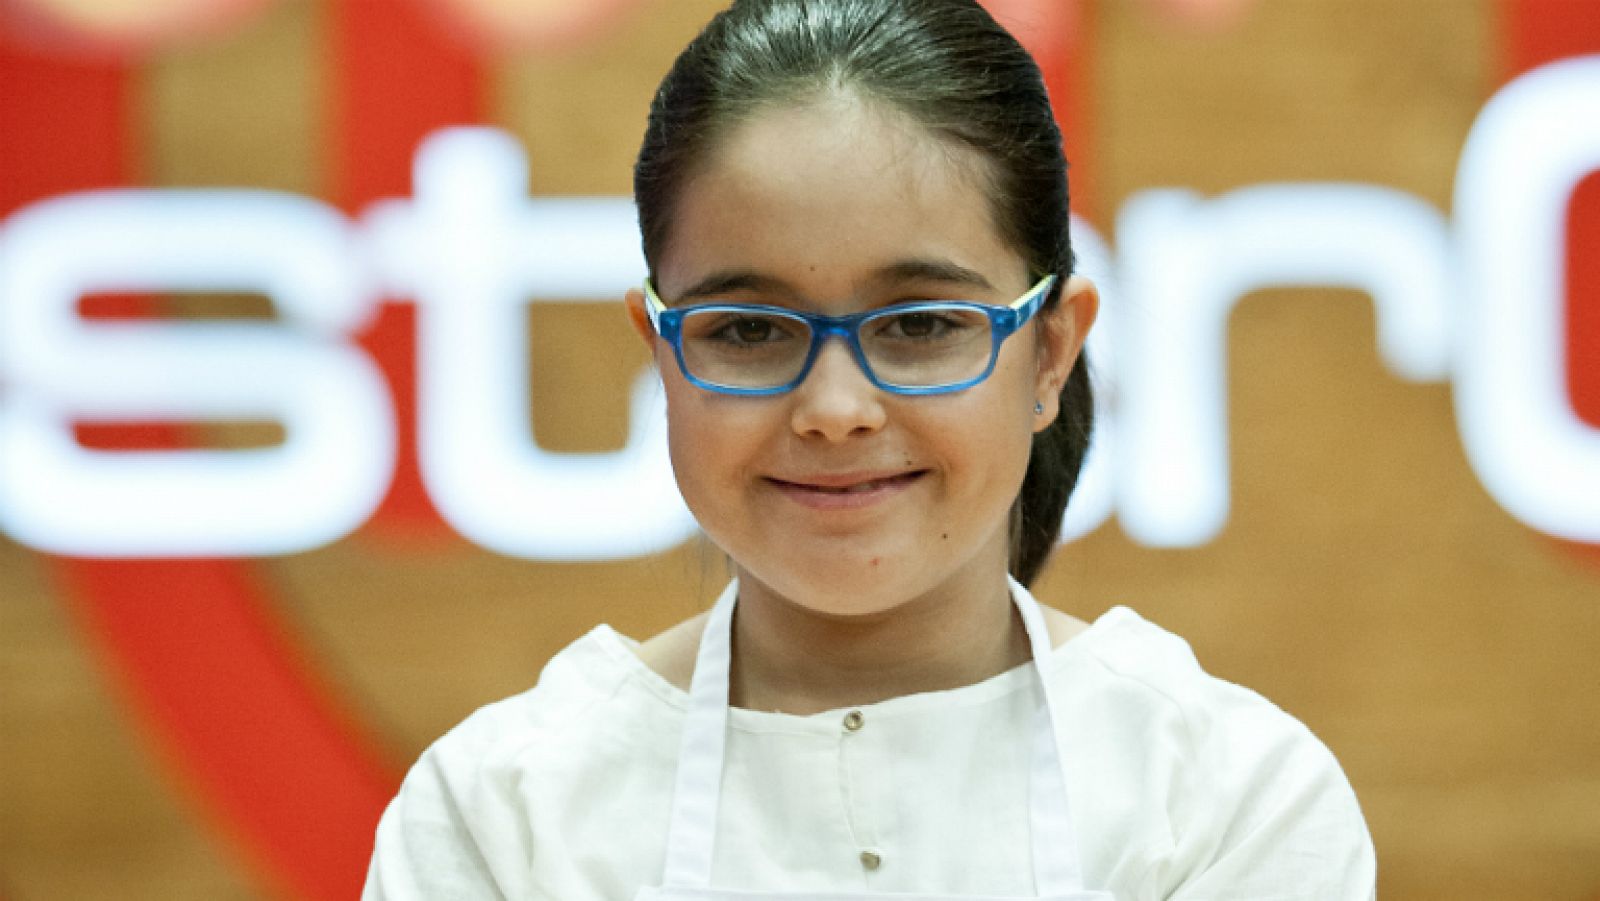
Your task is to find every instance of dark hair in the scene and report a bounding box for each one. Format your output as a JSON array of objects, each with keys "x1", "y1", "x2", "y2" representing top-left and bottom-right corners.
[{"x1": 635, "y1": 0, "x2": 1092, "y2": 586}]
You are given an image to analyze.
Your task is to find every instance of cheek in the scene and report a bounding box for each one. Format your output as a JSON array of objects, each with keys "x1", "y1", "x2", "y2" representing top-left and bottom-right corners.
[
  {"x1": 923, "y1": 358, "x2": 1034, "y2": 455},
  {"x1": 661, "y1": 377, "x2": 718, "y2": 488},
  {"x1": 659, "y1": 375, "x2": 761, "y2": 516},
  {"x1": 959, "y1": 344, "x2": 1044, "y2": 486},
  {"x1": 962, "y1": 410, "x2": 1034, "y2": 496}
]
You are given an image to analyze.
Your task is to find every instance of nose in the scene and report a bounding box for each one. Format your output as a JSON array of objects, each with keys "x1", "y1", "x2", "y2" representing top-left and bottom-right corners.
[{"x1": 788, "y1": 339, "x2": 887, "y2": 442}]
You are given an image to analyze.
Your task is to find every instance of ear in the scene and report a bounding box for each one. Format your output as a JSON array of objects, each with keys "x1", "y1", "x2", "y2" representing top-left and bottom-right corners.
[
  {"x1": 1032, "y1": 275, "x2": 1099, "y2": 433},
  {"x1": 625, "y1": 287, "x2": 658, "y2": 349}
]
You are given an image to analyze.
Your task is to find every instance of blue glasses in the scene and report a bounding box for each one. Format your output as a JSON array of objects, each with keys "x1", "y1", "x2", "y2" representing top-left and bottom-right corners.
[{"x1": 642, "y1": 275, "x2": 1056, "y2": 396}]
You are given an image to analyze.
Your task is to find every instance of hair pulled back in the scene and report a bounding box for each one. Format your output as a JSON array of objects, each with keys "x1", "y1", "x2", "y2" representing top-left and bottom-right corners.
[{"x1": 635, "y1": 0, "x2": 1093, "y2": 586}]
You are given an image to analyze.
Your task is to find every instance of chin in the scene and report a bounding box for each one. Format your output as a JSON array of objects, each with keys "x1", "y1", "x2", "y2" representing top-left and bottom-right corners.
[{"x1": 740, "y1": 554, "x2": 937, "y2": 620}]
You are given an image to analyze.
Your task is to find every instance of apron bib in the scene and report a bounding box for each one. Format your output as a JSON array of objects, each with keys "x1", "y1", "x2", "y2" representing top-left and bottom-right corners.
[{"x1": 634, "y1": 579, "x2": 1113, "y2": 901}]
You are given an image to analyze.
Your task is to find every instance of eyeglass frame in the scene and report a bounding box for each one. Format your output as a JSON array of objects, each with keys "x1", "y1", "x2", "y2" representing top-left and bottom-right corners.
[{"x1": 640, "y1": 274, "x2": 1058, "y2": 397}]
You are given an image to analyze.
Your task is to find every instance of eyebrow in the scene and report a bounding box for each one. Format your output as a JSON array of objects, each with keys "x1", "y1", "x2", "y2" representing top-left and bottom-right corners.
[
  {"x1": 672, "y1": 258, "x2": 996, "y2": 305},
  {"x1": 676, "y1": 270, "x2": 790, "y2": 302},
  {"x1": 873, "y1": 258, "x2": 996, "y2": 292}
]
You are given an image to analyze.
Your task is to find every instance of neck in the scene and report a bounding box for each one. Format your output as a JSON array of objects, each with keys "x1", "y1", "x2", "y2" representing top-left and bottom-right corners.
[{"x1": 727, "y1": 567, "x2": 1030, "y2": 716}]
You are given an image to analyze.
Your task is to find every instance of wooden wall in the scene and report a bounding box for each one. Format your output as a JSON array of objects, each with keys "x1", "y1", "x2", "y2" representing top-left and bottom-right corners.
[{"x1": 1, "y1": 1, "x2": 1597, "y2": 899}]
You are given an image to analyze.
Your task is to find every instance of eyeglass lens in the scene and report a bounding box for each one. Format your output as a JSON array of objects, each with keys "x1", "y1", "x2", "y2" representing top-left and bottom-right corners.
[{"x1": 677, "y1": 306, "x2": 995, "y2": 389}]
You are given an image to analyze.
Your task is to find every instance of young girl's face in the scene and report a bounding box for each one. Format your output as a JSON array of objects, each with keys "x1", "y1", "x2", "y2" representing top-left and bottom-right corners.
[{"x1": 629, "y1": 92, "x2": 1093, "y2": 617}]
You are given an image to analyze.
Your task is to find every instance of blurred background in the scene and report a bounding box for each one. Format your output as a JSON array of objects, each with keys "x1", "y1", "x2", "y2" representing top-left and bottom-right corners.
[{"x1": 1, "y1": 0, "x2": 1597, "y2": 898}]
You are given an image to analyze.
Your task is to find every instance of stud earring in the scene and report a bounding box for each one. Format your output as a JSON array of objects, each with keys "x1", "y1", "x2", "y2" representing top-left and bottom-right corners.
[{"x1": 1033, "y1": 401, "x2": 1045, "y2": 415}]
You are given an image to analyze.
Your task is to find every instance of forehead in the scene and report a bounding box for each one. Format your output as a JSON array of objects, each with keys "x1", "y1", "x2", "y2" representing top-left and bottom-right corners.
[{"x1": 657, "y1": 93, "x2": 1025, "y2": 299}]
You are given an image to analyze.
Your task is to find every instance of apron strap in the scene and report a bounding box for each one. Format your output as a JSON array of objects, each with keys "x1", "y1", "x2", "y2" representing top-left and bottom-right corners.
[
  {"x1": 659, "y1": 582, "x2": 739, "y2": 888},
  {"x1": 1011, "y1": 577, "x2": 1091, "y2": 895}
]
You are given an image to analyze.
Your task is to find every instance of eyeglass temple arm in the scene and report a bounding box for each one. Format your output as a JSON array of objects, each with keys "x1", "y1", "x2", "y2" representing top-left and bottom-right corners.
[
  {"x1": 1008, "y1": 274, "x2": 1057, "y2": 324},
  {"x1": 641, "y1": 279, "x2": 668, "y2": 331}
]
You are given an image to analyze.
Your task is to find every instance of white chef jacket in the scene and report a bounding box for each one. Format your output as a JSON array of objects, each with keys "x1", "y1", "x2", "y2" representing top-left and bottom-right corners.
[{"x1": 364, "y1": 604, "x2": 1375, "y2": 900}]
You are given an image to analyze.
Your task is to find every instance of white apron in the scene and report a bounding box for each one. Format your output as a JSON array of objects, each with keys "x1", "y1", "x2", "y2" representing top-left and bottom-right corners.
[{"x1": 635, "y1": 579, "x2": 1115, "y2": 901}]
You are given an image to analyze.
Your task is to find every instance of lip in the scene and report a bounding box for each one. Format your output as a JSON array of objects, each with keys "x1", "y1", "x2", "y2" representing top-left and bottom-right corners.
[{"x1": 764, "y1": 470, "x2": 927, "y2": 510}]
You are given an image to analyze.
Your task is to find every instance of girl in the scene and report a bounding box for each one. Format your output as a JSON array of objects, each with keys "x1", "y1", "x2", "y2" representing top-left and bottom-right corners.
[{"x1": 365, "y1": 1, "x2": 1376, "y2": 897}]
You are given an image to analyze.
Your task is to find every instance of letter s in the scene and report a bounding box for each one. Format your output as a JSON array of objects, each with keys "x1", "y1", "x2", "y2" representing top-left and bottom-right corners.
[{"x1": 0, "y1": 191, "x2": 395, "y2": 556}]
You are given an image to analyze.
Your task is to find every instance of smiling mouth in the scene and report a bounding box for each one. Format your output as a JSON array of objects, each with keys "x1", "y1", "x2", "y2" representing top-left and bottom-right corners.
[{"x1": 767, "y1": 471, "x2": 927, "y2": 493}]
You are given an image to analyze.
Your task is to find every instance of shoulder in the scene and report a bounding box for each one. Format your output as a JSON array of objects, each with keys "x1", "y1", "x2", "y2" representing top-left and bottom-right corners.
[
  {"x1": 365, "y1": 626, "x2": 657, "y2": 898},
  {"x1": 423, "y1": 624, "x2": 641, "y2": 773},
  {"x1": 1060, "y1": 608, "x2": 1376, "y2": 899},
  {"x1": 1060, "y1": 606, "x2": 1313, "y2": 752}
]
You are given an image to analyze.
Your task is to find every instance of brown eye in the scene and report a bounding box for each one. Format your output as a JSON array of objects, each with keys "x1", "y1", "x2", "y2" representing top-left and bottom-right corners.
[
  {"x1": 732, "y1": 318, "x2": 773, "y2": 343},
  {"x1": 894, "y1": 312, "x2": 940, "y2": 338},
  {"x1": 877, "y1": 309, "x2": 965, "y2": 341}
]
